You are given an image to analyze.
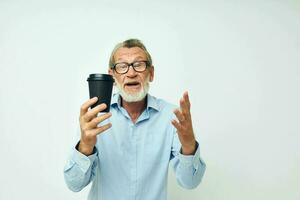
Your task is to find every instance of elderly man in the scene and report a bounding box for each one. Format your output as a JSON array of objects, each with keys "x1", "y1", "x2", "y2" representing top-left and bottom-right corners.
[{"x1": 64, "y1": 39, "x2": 206, "y2": 200}]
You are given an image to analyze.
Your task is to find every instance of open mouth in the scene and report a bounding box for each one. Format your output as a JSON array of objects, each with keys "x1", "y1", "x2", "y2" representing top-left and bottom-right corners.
[{"x1": 124, "y1": 81, "x2": 140, "y2": 88}]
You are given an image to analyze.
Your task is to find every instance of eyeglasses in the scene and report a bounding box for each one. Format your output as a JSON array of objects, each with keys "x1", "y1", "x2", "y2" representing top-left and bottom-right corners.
[{"x1": 112, "y1": 60, "x2": 149, "y2": 74}]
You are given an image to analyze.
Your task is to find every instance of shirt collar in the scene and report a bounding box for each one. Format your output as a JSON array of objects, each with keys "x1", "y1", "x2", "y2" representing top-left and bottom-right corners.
[
  {"x1": 111, "y1": 93, "x2": 160, "y2": 112},
  {"x1": 111, "y1": 93, "x2": 121, "y2": 107}
]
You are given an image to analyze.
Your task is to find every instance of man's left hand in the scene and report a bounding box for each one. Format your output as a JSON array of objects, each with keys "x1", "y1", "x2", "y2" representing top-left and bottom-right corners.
[{"x1": 172, "y1": 91, "x2": 197, "y2": 155}]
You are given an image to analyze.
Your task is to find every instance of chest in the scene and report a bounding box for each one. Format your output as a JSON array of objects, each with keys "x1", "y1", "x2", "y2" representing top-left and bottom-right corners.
[{"x1": 97, "y1": 111, "x2": 174, "y2": 164}]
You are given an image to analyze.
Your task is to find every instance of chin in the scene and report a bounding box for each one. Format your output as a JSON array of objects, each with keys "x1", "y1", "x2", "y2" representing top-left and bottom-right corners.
[
  {"x1": 120, "y1": 90, "x2": 147, "y2": 102},
  {"x1": 120, "y1": 84, "x2": 149, "y2": 102}
]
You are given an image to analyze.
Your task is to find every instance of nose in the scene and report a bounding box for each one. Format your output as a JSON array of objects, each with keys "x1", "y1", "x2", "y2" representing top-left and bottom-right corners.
[{"x1": 126, "y1": 65, "x2": 137, "y2": 77}]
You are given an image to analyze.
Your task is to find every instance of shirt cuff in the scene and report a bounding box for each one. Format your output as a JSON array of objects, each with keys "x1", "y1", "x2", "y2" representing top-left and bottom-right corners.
[
  {"x1": 71, "y1": 141, "x2": 98, "y2": 173},
  {"x1": 178, "y1": 141, "x2": 201, "y2": 170}
]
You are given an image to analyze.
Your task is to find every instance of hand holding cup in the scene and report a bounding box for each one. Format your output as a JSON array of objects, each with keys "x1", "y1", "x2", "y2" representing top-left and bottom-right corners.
[{"x1": 78, "y1": 97, "x2": 112, "y2": 155}]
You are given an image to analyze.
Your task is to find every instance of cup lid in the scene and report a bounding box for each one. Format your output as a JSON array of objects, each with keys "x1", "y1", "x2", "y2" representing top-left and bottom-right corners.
[{"x1": 87, "y1": 74, "x2": 114, "y2": 81}]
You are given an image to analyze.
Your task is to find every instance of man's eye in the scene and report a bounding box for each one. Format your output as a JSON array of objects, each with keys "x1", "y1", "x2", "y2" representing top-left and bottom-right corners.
[
  {"x1": 133, "y1": 62, "x2": 143, "y2": 67},
  {"x1": 117, "y1": 64, "x2": 128, "y2": 69},
  {"x1": 133, "y1": 64, "x2": 141, "y2": 67}
]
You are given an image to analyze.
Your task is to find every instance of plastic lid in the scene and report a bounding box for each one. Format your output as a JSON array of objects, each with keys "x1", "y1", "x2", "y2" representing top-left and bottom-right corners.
[{"x1": 87, "y1": 74, "x2": 114, "y2": 81}]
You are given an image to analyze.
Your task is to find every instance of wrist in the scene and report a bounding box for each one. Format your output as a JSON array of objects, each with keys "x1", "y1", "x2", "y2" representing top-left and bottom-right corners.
[
  {"x1": 78, "y1": 141, "x2": 94, "y2": 156},
  {"x1": 181, "y1": 141, "x2": 197, "y2": 155}
]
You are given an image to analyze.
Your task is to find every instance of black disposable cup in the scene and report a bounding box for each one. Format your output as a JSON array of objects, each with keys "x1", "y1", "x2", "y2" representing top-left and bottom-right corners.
[{"x1": 87, "y1": 74, "x2": 114, "y2": 112}]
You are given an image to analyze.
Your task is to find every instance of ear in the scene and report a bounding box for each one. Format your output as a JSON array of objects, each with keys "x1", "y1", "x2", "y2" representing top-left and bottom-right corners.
[
  {"x1": 108, "y1": 68, "x2": 113, "y2": 75},
  {"x1": 108, "y1": 68, "x2": 116, "y2": 86},
  {"x1": 149, "y1": 66, "x2": 154, "y2": 82}
]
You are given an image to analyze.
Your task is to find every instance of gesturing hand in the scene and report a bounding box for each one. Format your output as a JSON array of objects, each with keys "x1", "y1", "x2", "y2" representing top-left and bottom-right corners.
[
  {"x1": 171, "y1": 91, "x2": 197, "y2": 155},
  {"x1": 79, "y1": 97, "x2": 112, "y2": 155}
]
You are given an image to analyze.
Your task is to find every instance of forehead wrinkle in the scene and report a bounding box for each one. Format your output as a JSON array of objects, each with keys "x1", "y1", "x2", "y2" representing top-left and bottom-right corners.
[{"x1": 114, "y1": 47, "x2": 147, "y2": 63}]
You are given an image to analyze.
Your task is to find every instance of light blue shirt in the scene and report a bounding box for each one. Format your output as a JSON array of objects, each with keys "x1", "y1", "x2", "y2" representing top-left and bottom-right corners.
[{"x1": 64, "y1": 93, "x2": 206, "y2": 200}]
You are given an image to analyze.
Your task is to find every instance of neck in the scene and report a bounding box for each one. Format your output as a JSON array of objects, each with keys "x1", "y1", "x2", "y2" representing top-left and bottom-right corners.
[{"x1": 121, "y1": 96, "x2": 147, "y2": 123}]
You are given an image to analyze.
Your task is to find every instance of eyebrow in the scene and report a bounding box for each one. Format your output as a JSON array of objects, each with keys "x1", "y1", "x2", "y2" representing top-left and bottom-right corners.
[{"x1": 116, "y1": 56, "x2": 146, "y2": 63}]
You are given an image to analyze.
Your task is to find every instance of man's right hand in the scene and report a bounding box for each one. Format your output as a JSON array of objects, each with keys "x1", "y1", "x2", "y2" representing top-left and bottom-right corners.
[{"x1": 78, "y1": 97, "x2": 112, "y2": 156}]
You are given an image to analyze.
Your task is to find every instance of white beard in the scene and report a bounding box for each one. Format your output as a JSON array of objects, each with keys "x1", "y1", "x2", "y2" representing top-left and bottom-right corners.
[{"x1": 115, "y1": 76, "x2": 150, "y2": 103}]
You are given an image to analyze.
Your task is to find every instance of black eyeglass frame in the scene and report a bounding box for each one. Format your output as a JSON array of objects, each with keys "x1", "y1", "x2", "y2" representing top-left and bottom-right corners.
[{"x1": 112, "y1": 60, "x2": 150, "y2": 74}]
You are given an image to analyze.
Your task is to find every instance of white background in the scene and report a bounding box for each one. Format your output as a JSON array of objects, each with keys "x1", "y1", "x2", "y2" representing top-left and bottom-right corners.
[{"x1": 0, "y1": 0, "x2": 299, "y2": 199}]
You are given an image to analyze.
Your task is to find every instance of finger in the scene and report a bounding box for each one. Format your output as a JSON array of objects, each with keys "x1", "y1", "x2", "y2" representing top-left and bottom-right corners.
[
  {"x1": 91, "y1": 123, "x2": 112, "y2": 136},
  {"x1": 180, "y1": 98, "x2": 190, "y2": 116},
  {"x1": 174, "y1": 109, "x2": 185, "y2": 123},
  {"x1": 183, "y1": 91, "x2": 191, "y2": 109},
  {"x1": 80, "y1": 97, "x2": 98, "y2": 116},
  {"x1": 86, "y1": 112, "x2": 112, "y2": 129},
  {"x1": 180, "y1": 95, "x2": 191, "y2": 117},
  {"x1": 171, "y1": 119, "x2": 183, "y2": 132},
  {"x1": 172, "y1": 119, "x2": 192, "y2": 138},
  {"x1": 83, "y1": 103, "x2": 107, "y2": 122}
]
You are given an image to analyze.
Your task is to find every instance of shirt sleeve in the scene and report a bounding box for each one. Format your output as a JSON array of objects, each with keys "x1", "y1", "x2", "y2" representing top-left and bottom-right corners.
[
  {"x1": 170, "y1": 128, "x2": 206, "y2": 189},
  {"x1": 63, "y1": 141, "x2": 99, "y2": 192}
]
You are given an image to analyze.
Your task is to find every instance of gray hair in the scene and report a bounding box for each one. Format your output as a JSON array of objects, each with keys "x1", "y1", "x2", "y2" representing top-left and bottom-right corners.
[{"x1": 109, "y1": 39, "x2": 153, "y2": 68}]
